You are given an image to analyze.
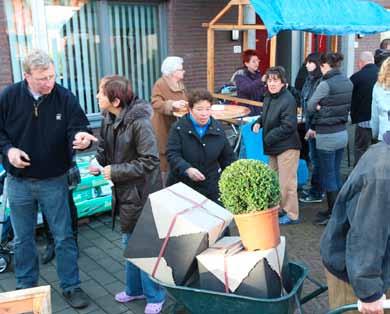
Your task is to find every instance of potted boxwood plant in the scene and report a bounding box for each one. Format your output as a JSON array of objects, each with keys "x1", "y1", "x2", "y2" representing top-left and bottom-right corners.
[{"x1": 219, "y1": 159, "x2": 281, "y2": 251}]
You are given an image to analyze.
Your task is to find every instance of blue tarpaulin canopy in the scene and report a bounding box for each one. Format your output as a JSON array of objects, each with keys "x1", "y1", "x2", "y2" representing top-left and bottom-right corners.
[{"x1": 249, "y1": 0, "x2": 390, "y2": 38}]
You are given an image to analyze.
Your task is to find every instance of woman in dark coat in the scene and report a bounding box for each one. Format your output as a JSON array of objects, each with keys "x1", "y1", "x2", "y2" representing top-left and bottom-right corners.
[
  {"x1": 307, "y1": 52, "x2": 353, "y2": 225},
  {"x1": 166, "y1": 90, "x2": 236, "y2": 203},
  {"x1": 234, "y1": 49, "x2": 265, "y2": 116},
  {"x1": 253, "y1": 66, "x2": 301, "y2": 225},
  {"x1": 89, "y1": 76, "x2": 165, "y2": 314}
]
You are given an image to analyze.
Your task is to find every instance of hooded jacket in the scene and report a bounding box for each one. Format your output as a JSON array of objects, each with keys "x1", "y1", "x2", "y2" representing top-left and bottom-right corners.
[
  {"x1": 96, "y1": 97, "x2": 161, "y2": 233},
  {"x1": 320, "y1": 142, "x2": 390, "y2": 302}
]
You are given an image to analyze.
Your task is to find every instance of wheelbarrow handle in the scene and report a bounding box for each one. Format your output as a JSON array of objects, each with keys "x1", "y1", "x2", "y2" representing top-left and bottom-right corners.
[
  {"x1": 299, "y1": 275, "x2": 328, "y2": 305},
  {"x1": 326, "y1": 300, "x2": 390, "y2": 314}
]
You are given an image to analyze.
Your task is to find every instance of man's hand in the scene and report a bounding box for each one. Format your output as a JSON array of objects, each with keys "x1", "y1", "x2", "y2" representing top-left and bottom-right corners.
[
  {"x1": 7, "y1": 148, "x2": 31, "y2": 168},
  {"x1": 252, "y1": 123, "x2": 261, "y2": 133},
  {"x1": 304, "y1": 129, "x2": 316, "y2": 140},
  {"x1": 102, "y1": 165, "x2": 111, "y2": 181},
  {"x1": 88, "y1": 165, "x2": 101, "y2": 176},
  {"x1": 359, "y1": 299, "x2": 384, "y2": 314},
  {"x1": 172, "y1": 100, "x2": 187, "y2": 110},
  {"x1": 185, "y1": 167, "x2": 205, "y2": 182},
  {"x1": 73, "y1": 132, "x2": 98, "y2": 150}
]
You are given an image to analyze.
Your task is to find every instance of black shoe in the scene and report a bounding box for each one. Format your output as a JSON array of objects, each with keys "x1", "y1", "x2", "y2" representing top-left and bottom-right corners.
[
  {"x1": 63, "y1": 288, "x2": 89, "y2": 309},
  {"x1": 41, "y1": 243, "x2": 55, "y2": 264},
  {"x1": 278, "y1": 208, "x2": 287, "y2": 217}
]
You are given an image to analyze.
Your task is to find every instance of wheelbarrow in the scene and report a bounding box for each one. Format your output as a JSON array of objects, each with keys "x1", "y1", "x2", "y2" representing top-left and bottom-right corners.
[
  {"x1": 152, "y1": 261, "x2": 327, "y2": 314},
  {"x1": 327, "y1": 299, "x2": 390, "y2": 313}
]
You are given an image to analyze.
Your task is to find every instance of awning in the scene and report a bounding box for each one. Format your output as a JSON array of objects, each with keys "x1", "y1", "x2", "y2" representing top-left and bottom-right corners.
[{"x1": 249, "y1": 0, "x2": 390, "y2": 38}]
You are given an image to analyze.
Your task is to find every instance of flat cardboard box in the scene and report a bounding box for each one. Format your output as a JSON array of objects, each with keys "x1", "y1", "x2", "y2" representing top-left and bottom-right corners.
[
  {"x1": 197, "y1": 236, "x2": 287, "y2": 298},
  {"x1": 124, "y1": 182, "x2": 234, "y2": 285}
]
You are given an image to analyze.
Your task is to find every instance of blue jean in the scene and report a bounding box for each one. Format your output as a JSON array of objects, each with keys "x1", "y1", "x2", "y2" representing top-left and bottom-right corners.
[
  {"x1": 8, "y1": 174, "x2": 80, "y2": 291},
  {"x1": 317, "y1": 148, "x2": 344, "y2": 192},
  {"x1": 308, "y1": 138, "x2": 323, "y2": 196},
  {"x1": 122, "y1": 233, "x2": 165, "y2": 303}
]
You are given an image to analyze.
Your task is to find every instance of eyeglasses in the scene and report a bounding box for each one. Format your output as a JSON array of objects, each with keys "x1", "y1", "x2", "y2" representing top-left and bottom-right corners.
[{"x1": 31, "y1": 74, "x2": 56, "y2": 82}]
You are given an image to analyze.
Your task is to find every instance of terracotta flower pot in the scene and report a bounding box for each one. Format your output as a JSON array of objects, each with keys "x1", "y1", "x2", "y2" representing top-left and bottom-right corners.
[{"x1": 234, "y1": 206, "x2": 280, "y2": 251}]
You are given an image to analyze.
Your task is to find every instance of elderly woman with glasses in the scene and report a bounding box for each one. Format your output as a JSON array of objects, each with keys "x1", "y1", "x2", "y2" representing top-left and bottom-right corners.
[{"x1": 151, "y1": 56, "x2": 188, "y2": 185}]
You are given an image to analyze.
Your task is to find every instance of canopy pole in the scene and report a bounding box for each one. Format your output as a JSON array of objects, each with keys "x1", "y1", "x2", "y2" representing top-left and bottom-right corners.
[
  {"x1": 270, "y1": 36, "x2": 277, "y2": 66},
  {"x1": 207, "y1": 28, "x2": 215, "y2": 92}
]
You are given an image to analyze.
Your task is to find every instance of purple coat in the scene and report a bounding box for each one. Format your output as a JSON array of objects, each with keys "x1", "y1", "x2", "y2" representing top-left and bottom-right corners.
[{"x1": 235, "y1": 69, "x2": 265, "y2": 116}]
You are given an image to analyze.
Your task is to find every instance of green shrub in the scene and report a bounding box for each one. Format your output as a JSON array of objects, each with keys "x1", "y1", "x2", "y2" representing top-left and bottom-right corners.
[{"x1": 219, "y1": 159, "x2": 281, "y2": 215}]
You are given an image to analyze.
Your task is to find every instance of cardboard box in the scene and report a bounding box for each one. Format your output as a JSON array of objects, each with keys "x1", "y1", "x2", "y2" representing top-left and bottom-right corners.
[
  {"x1": 75, "y1": 195, "x2": 111, "y2": 218},
  {"x1": 124, "y1": 182, "x2": 234, "y2": 285},
  {"x1": 196, "y1": 236, "x2": 287, "y2": 298}
]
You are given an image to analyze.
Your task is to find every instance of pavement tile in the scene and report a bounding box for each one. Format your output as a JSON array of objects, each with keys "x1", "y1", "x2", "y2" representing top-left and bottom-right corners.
[
  {"x1": 82, "y1": 279, "x2": 110, "y2": 299},
  {"x1": 52, "y1": 290, "x2": 71, "y2": 313},
  {"x1": 103, "y1": 281, "x2": 124, "y2": 296},
  {"x1": 94, "y1": 294, "x2": 129, "y2": 314},
  {"x1": 83, "y1": 247, "x2": 107, "y2": 260},
  {"x1": 87, "y1": 268, "x2": 117, "y2": 286}
]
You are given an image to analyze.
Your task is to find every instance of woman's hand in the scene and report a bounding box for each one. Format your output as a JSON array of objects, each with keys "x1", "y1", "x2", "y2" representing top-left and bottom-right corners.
[
  {"x1": 185, "y1": 167, "x2": 206, "y2": 182},
  {"x1": 172, "y1": 100, "x2": 187, "y2": 110},
  {"x1": 252, "y1": 123, "x2": 261, "y2": 133},
  {"x1": 88, "y1": 165, "x2": 101, "y2": 176},
  {"x1": 304, "y1": 129, "x2": 316, "y2": 140},
  {"x1": 102, "y1": 165, "x2": 111, "y2": 180}
]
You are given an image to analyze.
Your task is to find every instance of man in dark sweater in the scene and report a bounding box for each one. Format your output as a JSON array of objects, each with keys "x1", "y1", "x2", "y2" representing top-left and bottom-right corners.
[
  {"x1": 350, "y1": 51, "x2": 378, "y2": 165},
  {"x1": 0, "y1": 50, "x2": 97, "y2": 309}
]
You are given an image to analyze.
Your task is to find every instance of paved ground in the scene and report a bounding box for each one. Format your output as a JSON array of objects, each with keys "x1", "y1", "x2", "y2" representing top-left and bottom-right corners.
[{"x1": 0, "y1": 148, "x2": 354, "y2": 314}]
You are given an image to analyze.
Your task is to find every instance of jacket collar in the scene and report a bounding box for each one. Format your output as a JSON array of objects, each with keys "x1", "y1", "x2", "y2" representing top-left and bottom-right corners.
[
  {"x1": 162, "y1": 76, "x2": 185, "y2": 93},
  {"x1": 323, "y1": 68, "x2": 341, "y2": 80},
  {"x1": 104, "y1": 96, "x2": 152, "y2": 129},
  {"x1": 178, "y1": 114, "x2": 222, "y2": 136}
]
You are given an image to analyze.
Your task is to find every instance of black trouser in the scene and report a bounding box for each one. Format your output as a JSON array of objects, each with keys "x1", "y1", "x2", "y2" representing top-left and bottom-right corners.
[
  {"x1": 42, "y1": 189, "x2": 78, "y2": 244},
  {"x1": 354, "y1": 126, "x2": 372, "y2": 166}
]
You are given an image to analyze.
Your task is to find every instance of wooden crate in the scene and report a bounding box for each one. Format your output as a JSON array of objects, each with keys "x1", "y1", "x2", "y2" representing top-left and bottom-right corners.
[{"x1": 0, "y1": 285, "x2": 51, "y2": 314}]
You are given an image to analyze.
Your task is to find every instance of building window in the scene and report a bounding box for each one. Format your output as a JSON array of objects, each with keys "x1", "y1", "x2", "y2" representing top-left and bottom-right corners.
[{"x1": 4, "y1": 0, "x2": 163, "y2": 116}]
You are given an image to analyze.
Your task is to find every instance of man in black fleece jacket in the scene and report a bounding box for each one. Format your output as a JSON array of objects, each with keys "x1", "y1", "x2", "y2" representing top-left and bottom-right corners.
[{"x1": 0, "y1": 50, "x2": 97, "y2": 309}]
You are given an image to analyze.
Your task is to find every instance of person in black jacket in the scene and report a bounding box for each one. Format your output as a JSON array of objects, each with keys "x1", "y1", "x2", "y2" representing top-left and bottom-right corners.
[
  {"x1": 307, "y1": 52, "x2": 353, "y2": 225},
  {"x1": 320, "y1": 131, "x2": 390, "y2": 314},
  {"x1": 0, "y1": 49, "x2": 96, "y2": 308},
  {"x1": 299, "y1": 53, "x2": 324, "y2": 203},
  {"x1": 166, "y1": 90, "x2": 236, "y2": 203},
  {"x1": 350, "y1": 51, "x2": 378, "y2": 165},
  {"x1": 253, "y1": 66, "x2": 301, "y2": 225}
]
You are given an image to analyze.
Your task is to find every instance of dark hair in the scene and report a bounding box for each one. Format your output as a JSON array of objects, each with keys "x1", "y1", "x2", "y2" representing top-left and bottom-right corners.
[
  {"x1": 304, "y1": 52, "x2": 322, "y2": 77},
  {"x1": 319, "y1": 52, "x2": 344, "y2": 68},
  {"x1": 380, "y1": 38, "x2": 390, "y2": 50},
  {"x1": 265, "y1": 66, "x2": 288, "y2": 84},
  {"x1": 101, "y1": 75, "x2": 133, "y2": 108},
  {"x1": 242, "y1": 49, "x2": 259, "y2": 65},
  {"x1": 374, "y1": 48, "x2": 390, "y2": 67},
  {"x1": 187, "y1": 89, "x2": 213, "y2": 109}
]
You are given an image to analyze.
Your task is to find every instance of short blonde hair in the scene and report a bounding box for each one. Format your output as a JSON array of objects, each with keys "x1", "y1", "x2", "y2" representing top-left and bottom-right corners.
[
  {"x1": 377, "y1": 57, "x2": 390, "y2": 90},
  {"x1": 23, "y1": 49, "x2": 53, "y2": 74}
]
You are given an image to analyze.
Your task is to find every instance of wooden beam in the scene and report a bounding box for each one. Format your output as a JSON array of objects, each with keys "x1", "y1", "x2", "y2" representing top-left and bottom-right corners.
[
  {"x1": 208, "y1": 24, "x2": 266, "y2": 30},
  {"x1": 238, "y1": 4, "x2": 243, "y2": 26},
  {"x1": 230, "y1": 0, "x2": 250, "y2": 4},
  {"x1": 207, "y1": 28, "x2": 215, "y2": 93},
  {"x1": 0, "y1": 286, "x2": 51, "y2": 314},
  {"x1": 209, "y1": 2, "x2": 232, "y2": 26},
  {"x1": 270, "y1": 36, "x2": 277, "y2": 67},
  {"x1": 213, "y1": 93, "x2": 263, "y2": 107},
  {"x1": 242, "y1": 30, "x2": 248, "y2": 51}
]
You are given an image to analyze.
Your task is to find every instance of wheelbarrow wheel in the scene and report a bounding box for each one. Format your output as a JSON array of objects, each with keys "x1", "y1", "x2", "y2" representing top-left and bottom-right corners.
[{"x1": 0, "y1": 253, "x2": 10, "y2": 273}]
